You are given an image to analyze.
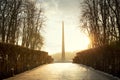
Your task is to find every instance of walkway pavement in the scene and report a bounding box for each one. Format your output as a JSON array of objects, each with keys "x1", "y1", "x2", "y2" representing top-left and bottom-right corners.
[{"x1": 4, "y1": 63, "x2": 120, "y2": 80}]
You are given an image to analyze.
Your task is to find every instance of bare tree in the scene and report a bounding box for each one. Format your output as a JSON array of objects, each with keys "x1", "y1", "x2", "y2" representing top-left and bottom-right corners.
[
  {"x1": 21, "y1": 0, "x2": 45, "y2": 50},
  {"x1": 0, "y1": 0, "x2": 22, "y2": 44},
  {"x1": 0, "y1": 0, "x2": 45, "y2": 50},
  {"x1": 80, "y1": 0, "x2": 120, "y2": 48}
]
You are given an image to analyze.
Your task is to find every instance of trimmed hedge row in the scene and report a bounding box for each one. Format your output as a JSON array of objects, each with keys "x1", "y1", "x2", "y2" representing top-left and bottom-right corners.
[
  {"x1": 0, "y1": 43, "x2": 53, "y2": 79},
  {"x1": 73, "y1": 45, "x2": 120, "y2": 78}
]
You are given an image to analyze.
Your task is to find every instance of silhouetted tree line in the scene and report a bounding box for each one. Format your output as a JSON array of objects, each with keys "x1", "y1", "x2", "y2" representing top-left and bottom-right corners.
[
  {"x1": 81, "y1": 0, "x2": 120, "y2": 47},
  {"x1": 0, "y1": 43, "x2": 53, "y2": 79},
  {"x1": 73, "y1": 44, "x2": 120, "y2": 78},
  {"x1": 0, "y1": 0, "x2": 45, "y2": 50}
]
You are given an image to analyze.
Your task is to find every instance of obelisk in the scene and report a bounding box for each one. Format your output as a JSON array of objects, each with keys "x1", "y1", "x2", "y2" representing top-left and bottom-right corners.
[{"x1": 62, "y1": 21, "x2": 65, "y2": 61}]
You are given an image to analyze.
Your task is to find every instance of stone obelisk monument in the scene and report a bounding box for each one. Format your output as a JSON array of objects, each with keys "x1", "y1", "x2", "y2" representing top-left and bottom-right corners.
[{"x1": 62, "y1": 21, "x2": 65, "y2": 61}]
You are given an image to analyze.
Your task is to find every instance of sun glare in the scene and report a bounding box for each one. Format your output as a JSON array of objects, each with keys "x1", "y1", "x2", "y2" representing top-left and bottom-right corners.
[
  {"x1": 64, "y1": 29, "x2": 90, "y2": 52},
  {"x1": 42, "y1": 24, "x2": 90, "y2": 55}
]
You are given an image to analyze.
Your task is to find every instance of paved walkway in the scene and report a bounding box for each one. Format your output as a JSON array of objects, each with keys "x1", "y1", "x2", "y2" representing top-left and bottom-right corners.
[{"x1": 4, "y1": 63, "x2": 120, "y2": 80}]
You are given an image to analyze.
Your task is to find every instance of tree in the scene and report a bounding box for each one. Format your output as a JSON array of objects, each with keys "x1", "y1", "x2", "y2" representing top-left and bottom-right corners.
[
  {"x1": 80, "y1": 0, "x2": 120, "y2": 48},
  {"x1": 21, "y1": 0, "x2": 45, "y2": 50},
  {"x1": 0, "y1": 0, "x2": 45, "y2": 50},
  {"x1": 0, "y1": 0, "x2": 22, "y2": 44}
]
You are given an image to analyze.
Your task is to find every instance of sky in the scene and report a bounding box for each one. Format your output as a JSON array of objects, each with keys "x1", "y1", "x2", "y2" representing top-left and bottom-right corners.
[{"x1": 39, "y1": 0, "x2": 90, "y2": 54}]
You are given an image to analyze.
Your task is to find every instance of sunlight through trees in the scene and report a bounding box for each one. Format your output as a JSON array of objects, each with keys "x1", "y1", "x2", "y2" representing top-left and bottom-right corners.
[{"x1": 80, "y1": 0, "x2": 120, "y2": 48}]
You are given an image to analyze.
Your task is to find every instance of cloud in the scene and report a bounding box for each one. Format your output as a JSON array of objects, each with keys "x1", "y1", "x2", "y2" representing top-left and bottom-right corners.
[
  {"x1": 42, "y1": 0, "x2": 81, "y2": 16},
  {"x1": 55, "y1": 0, "x2": 80, "y2": 13},
  {"x1": 43, "y1": 0, "x2": 57, "y2": 10}
]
